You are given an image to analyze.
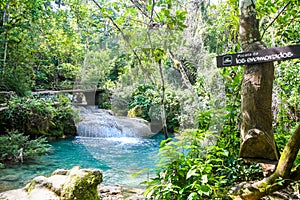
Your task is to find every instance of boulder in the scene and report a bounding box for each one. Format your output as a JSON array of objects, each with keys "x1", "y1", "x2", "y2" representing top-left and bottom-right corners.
[
  {"x1": 0, "y1": 166, "x2": 102, "y2": 200},
  {"x1": 60, "y1": 166, "x2": 102, "y2": 200}
]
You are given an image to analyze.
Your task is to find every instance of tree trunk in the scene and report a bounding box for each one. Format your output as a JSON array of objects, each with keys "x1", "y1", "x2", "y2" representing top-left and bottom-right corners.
[
  {"x1": 158, "y1": 60, "x2": 169, "y2": 139},
  {"x1": 1, "y1": 1, "x2": 9, "y2": 81},
  {"x1": 231, "y1": 123, "x2": 300, "y2": 200},
  {"x1": 230, "y1": 1, "x2": 300, "y2": 198},
  {"x1": 238, "y1": 0, "x2": 279, "y2": 162}
]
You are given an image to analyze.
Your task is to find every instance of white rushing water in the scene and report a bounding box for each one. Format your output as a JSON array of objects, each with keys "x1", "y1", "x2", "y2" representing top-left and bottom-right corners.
[{"x1": 75, "y1": 106, "x2": 156, "y2": 138}]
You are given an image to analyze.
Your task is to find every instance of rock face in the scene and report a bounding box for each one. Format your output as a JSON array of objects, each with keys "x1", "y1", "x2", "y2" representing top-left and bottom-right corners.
[
  {"x1": 0, "y1": 166, "x2": 102, "y2": 200},
  {"x1": 76, "y1": 107, "x2": 156, "y2": 138}
]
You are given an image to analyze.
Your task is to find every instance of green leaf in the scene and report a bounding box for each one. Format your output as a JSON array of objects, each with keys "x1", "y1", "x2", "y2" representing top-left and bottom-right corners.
[
  {"x1": 187, "y1": 192, "x2": 198, "y2": 200},
  {"x1": 201, "y1": 174, "x2": 208, "y2": 184},
  {"x1": 199, "y1": 185, "x2": 212, "y2": 196},
  {"x1": 186, "y1": 168, "x2": 198, "y2": 179}
]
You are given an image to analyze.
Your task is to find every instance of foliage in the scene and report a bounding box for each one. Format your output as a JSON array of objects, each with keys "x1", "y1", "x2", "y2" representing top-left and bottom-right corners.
[
  {"x1": 35, "y1": 63, "x2": 80, "y2": 90},
  {"x1": 107, "y1": 53, "x2": 130, "y2": 82},
  {"x1": 0, "y1": 0, "x2": 85, "y2": 93},
  {"x1": 0, "y1": 130, "x2": 51, "y2": 164},
  {"x1": 0, "y1": 67, "x2": 35, "y2": 96},
  {"x1": 0, "y1": 0, "x2": 299, "y2": 197},
  {"x1": 0, "y1": 95, "x2": 76, "y2": 138},
  {"x1": 256, "y1": 0, "x2": 300, "y2": 46},
  {"x1": 96, "y1": 89, "x2": 112, "y2": 109},
  {"x1": 273, "y1": 60, "x2": 300, "y2": 166},
  {"x1": 195, "y1": 110, "x2": 212, "y2": 131},
  {"x1": 144, "y1": 63, "x2": 266, "y2": 199},
  {"x1": 144, "y1": 130, "x2": 227, "y2": 199},
  {"x1": 201, "y1": 0, "x2": 240, "y2": 54},
  {"x1": 129, "y1": 85, "x2": 180, "y2": 133},
  {"x1": 144, "y1": 127, "x2": 262, "y2": 199}
]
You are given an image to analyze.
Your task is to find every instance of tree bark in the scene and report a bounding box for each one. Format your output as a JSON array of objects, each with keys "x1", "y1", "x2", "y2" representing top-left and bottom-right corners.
[
  {"x1": 158, "y1": 60, "x2": 168, "y2": 139},
  {"x1": 232, "y1": 2, "x2": 300, "y2": 198},
  {"x1": 231, "y1": 123, "x2": 300, "y2": 200},
  {"x1": 238, "y1": 0, "x2": 279, "y2": 162},
  {"x1": 1, "y1": 1, "x2": 9, "y2": 81}
]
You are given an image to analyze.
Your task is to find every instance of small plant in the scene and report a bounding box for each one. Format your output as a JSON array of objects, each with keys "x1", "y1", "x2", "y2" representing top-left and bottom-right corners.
[{"x1": 0, "y1": 130, "x2": 51, "y2": 164}]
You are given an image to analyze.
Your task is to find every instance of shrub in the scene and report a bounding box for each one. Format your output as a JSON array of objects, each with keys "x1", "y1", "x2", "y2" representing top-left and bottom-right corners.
[
  {"x1": 144, "y1": 128, "x2": 263, "y2": 199},
  {"x1": 0, "y1": 130, "x2": 51, "y2": 164},
  {"x1": 144, "y1": 130, "x2": 230, "y2": 199},
  {"x1": 34, "y1": 63, "x2": 80, "y2": 90},
  {"x1": 0, "y1": 95, "x2": 76, "y2": 138}
]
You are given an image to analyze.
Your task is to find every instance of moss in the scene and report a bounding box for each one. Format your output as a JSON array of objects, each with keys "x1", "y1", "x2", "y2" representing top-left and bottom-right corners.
[
  {"x1": 25, "y1": 176, "x2": 52, "y2": 194},
  {"x1": 60, "y1": 166, "x2": 102, "y2": 200},
  {"x1": 128, "y1": 105, "x2": 143, "y2": 117},
  {"x1": 25, "y1": 179, "x2": 39, "y2": 193}
]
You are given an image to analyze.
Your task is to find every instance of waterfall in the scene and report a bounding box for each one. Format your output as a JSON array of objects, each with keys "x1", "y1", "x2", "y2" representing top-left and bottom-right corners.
[{"x1": 75, "y1": 106, "x2": 155, "y2": 138}]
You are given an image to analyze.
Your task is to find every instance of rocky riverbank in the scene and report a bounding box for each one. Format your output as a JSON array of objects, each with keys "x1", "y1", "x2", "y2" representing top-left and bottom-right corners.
[
  {"x1": 0, "y1": 166, "x2": 145, "y2": 200},
  {"x1": 99, "y1": 185, "x2": 145, "y2": 200}
]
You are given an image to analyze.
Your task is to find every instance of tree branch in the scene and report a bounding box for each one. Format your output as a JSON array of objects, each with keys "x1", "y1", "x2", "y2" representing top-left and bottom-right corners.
[
  {"x1": 91, "y1": 0, "x2": 154, "y2": 84},
  {"x1": 275, "y1": 123, "x2": 300, "y2": 177},
  {"x1": 150, "y1": 0, "x2": 155, "y2": 22},
  {"x1": 129, "y1": 0, "x2": 150, "y2": 19},
  {"x1": 261, "y1": 1, "x2": 291, "y2": 39},
  {"x1": 290, "y1": 164, "x2": 300, "y2": 181}
]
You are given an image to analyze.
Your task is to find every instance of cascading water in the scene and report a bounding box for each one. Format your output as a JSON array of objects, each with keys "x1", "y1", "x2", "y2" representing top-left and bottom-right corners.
[
  {"x1": 73, "y1": 106, "x2": 161, "y2": 186},
  {"x1": 76, "y1": 106, "x2": 156, "y2": 138}
]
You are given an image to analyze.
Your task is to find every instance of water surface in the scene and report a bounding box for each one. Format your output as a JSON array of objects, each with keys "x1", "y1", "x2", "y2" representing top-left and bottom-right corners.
[{"x1": 0, "y1": 134, "x2": 164, "y2": 192}]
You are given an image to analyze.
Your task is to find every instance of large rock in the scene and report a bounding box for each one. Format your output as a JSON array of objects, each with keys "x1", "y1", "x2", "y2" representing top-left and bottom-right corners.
[
  {"x1": 0, "y1": 166, "x2": 102, "y2": 200},
  {"x1": 76, "y1": 107, "x2": 156, "y2": 138},
  {"x1": 60, "y1": 167, "x2": 102, "y2": 200}
]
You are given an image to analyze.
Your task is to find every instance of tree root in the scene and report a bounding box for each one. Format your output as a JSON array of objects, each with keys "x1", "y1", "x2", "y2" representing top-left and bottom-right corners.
[{"x1": 230, "y1": 124, "x2": 300, "y2": 200}]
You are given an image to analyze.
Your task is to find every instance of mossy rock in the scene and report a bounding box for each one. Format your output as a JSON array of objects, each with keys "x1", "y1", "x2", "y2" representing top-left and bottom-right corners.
[
  {"x1": 25, "y1": 176, "x2": 52, "y2": 193},
  {"x1": 60, "y1": 166, "x2": 102, "y2": 200}
]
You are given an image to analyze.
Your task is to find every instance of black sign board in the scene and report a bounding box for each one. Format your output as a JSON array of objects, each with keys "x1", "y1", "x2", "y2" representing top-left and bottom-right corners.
[{"x1": 216, "y1": 44, "x2": 300, "y2": 68}]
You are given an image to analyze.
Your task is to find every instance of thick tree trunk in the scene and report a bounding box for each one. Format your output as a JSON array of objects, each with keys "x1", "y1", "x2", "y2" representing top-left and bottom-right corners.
[
  {"x1": 238, "y1": 0, "x2": 279, "y2": 162},
  {"x1": 231, "y1": 124, "x2": 300, "y2": 200},
  {"x1": 231, "y1": 1, "x2": 300, "y2": 198}
]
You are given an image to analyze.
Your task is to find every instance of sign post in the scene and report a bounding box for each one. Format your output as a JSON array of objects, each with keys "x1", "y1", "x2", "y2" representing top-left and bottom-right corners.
[
  {"x1": 216, "y1": 44, "x2": 300, "y2": 68},
  {"x1": 216, "y1": 44, "x2": 300, "y2": 164}
]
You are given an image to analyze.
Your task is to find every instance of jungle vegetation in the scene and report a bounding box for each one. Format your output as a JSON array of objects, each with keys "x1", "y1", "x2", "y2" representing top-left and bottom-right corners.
[{"x1": 0, "y1": 0, "x2": 299, "y2": 199}]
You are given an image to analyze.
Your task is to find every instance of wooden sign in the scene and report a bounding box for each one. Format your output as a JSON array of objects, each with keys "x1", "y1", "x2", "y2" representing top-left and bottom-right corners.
[{"x1": 216, "y1": 44, "x2": 300, "y2": 68}]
